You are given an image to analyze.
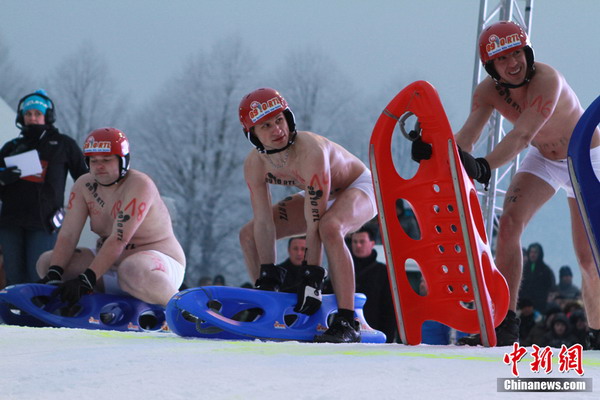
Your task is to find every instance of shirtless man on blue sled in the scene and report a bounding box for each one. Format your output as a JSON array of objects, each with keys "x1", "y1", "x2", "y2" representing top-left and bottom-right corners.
[{"x1": 238, "y1": 88, "x2": 377, "y2": 343}]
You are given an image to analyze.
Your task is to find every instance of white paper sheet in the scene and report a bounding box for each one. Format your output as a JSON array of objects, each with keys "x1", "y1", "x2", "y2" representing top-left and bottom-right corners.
[{"x1": 4, "y1": 150, "x2": 43, "y2": 177}]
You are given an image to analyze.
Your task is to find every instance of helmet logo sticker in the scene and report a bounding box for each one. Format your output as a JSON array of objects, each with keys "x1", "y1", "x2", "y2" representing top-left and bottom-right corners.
[
  {"x1": 486, "y1": 33, "x2": 522, "y2": 58},
  {"x1": 84, "y1": 138, "x2": 112, "y2": 153},
  {"x1": 249, "y1": 97, "x2": 283, "y2": 123}
]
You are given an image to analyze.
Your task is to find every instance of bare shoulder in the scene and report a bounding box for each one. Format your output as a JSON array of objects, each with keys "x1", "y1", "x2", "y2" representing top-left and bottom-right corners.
[
  {"x1": 122, "y1": 170, "x2": 159, "y2": 196},
  {"x1": 473, "y1": 77, "x2": 499, "y2": 102},
  {"x1": 243, "y1": 149, "x2": 266, "y2": 180},
  {"x1": 294, "y1": 131, "x2": 329, "y2": 158},
  {"x1": 72, "y1": 172, "x2": 94, "y2": 192},
  {"x1": 528, "y1": 62, "x2": 563, "y2": 92},
  {"x1": 533, "y1": 62, "x2": 561, "y2": 79},
  {"x1": 73, "y1": 172, "x2": 92, "y2": 186}
]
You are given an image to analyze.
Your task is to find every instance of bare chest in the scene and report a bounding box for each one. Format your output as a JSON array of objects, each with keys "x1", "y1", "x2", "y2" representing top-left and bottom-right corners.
[
  {"x1": 491, "y1": 86, "x2": 527, "y2": 122},
  {"x1": 83, "y1": 182, "x2": 142, "y2": 236}
]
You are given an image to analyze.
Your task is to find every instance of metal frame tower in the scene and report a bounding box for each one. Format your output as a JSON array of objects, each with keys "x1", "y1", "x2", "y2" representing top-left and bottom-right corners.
[{"x1": 471, "y1": 0, "x2": 534, "y2": 249}]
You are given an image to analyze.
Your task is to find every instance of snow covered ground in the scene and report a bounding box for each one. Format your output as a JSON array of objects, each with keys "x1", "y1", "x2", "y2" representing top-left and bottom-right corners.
[{"x1": 1, "y1": 324, "x2": 598, "y2": 399}]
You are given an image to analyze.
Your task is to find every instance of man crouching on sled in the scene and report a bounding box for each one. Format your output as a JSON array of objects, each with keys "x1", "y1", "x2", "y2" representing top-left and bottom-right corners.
[
  {"x1": 238, "y1": 88, "x2": 377, "y2": 343},
  {"x1": 37, "y1": 128, "x2": 185, "y2": 307}
]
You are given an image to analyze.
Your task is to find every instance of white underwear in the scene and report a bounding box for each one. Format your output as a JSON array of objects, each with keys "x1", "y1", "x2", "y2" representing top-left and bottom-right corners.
[
  {"x1": 298, "y1": 169, "x2": 377, "y2": 218},
  {"x1": 101, "y1": 250, "x2": 185, "y2": 296},
  {"x1": 518, "y1": 146, "x2": 600, "y2": 198}
]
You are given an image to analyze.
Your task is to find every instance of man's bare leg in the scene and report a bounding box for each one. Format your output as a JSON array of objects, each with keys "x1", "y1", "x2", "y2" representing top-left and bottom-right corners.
[
  {"x1": 117, "y1": 252, "x2": 180, "y2": 307},
  {"x1": 319, "y1": 189, "x2": 375, "y2": 311},
  {"x1": 495, "y1": 173, "x2": 555, "y2": 311},
  {"x1": 460, "y1": 173, "x2": 554, "y2": 345},
  {"x1": 36, "y1": 248, "x2": 95, "y2": 281}
]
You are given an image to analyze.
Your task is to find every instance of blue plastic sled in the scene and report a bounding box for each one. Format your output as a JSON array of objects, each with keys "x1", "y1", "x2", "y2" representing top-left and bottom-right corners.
[
  {"x1": 166, "y1": 286, "x2": 387, "y2": 343},
  {"x1": 568, "y1": 94, "x2": 600, "y2": 276},
  {"x1": 0, "y1": 283, "x2": 168, "y2": 332}
]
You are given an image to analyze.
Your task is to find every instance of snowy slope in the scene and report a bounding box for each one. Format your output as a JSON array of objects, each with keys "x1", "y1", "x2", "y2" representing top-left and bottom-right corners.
[{"x1": 1, "y1": 325, "x2": 598, "y2": 400}]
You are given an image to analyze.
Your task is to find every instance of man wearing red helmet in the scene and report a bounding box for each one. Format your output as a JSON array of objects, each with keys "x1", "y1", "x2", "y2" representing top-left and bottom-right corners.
[
  {"x1": 238, "y1": 88, "x2": 377, "y2": 343},
  {"x1": 415, "y1": 21, "x2": 600, "y2": 347},
  {"x1": 37, "y1": 128, "x2": 186, "y2": 308}
]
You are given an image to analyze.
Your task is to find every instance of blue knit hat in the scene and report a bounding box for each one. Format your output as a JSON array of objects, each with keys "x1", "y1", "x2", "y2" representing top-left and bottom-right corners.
[{"x1": 21, "y1": 89, "x2": 51, "y2": 115}]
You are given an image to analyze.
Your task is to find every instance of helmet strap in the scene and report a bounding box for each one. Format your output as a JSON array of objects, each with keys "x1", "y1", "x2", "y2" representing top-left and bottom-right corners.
[{"x1": 96, "y1": 176, "x2": 123, "y2": 187}]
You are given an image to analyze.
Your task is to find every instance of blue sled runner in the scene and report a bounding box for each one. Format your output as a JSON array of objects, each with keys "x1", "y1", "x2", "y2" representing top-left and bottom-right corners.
[
  {"x1": 166, "y1": 286, "x2": 387, "y2": 343},
  {"x1": 1, "y1": 284, "x2": 386, "y2": 343},
  {"x1": 0, "y1": 283, "x2": 168, "y2": 332}
]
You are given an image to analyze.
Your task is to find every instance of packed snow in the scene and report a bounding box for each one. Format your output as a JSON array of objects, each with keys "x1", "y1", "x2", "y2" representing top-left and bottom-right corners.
[{"x1": 1, "y1": 324, "x2": 598, "y2": 399}]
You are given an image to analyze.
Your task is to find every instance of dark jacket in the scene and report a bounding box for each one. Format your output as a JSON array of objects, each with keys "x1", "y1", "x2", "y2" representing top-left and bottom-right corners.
[
  {"x1": 519, "y1": 243, "x2": 556, "y2": 313},
  {"x1": 0, "y1": 125, "x2": 87, "y2": 231},
  {"x1": 541, "y1": 313, "x2": 577, "y2": 348},
  {"x1": 277, "y1": 258, "x2": 303, "y2": 294},
  {"x1": 353, "y1": 249, "x2": 397, "y2": 343}
]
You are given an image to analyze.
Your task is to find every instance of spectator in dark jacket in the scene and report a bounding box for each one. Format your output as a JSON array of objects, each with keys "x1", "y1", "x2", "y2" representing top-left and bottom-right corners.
[
  {"x1": 541, "y1": 313, "x2": 577, "y2": 348},
  {"x1": 556, "y1": 265, "x2": 581, "y2": 300},
  {"x1": 0, "y1": 90, "x2": 87, "y2": 285},
  {"x1": 277, "y1": 236, "x2": 306, "y2": 293},
  {"x1": 517, "y1": 298, "x2": 542, "y2": 343},
  {"x1": 519, "y1": 243, "x2": 555, "y2": 314},
  {"x1": 522, "y1": 304, "x2": 562, "y2": 346},
  {"x1": 568, "y1": 309, "x2": 589, "y2": 349},
  {"x1": 348, "y1": 226, "x2": 397, "y2": 343}
]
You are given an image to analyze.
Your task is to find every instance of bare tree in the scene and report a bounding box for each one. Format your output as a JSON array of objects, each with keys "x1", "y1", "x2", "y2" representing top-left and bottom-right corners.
[
  {"x1": 132, "y1": 36, "x2": 260, "y2": 286},
  {"x1": 367, "y1": 78, "x2": 419, "y2": 180},
  {"x1": 0, "y1": 32, "x2": 34, "y2": 108},
  {"x1": 264, "y1": 46, "x2": 367, "y2": 203},
  {"x1": 272, "y1": 46, "x2": 362, "y2": 141},
  {"x1": 45, "y1": 42, "x2": 127, "y2": 142}
]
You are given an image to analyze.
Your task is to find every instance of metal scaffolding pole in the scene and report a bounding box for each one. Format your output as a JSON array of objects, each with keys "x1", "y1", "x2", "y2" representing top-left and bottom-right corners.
[{"x1": 471, "y1": 0, "x2": 535, "y2": 251}]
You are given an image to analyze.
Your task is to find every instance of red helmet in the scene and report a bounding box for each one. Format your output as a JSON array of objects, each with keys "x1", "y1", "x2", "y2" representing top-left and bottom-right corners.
[
  {"x1": 479, "y1": 21, "x2": 529, "y2": 64},
  {"x1": 479, "y1": 21, "x2": 535, "y2": 88},
  {"x1": 478, "y1": 21, "x2": 535, "y2": 87},
  {"x1": 238, "y1": 88, "x2": 296, "y2": 152},
  {"x1": 83, "y1": 127, "x2": 131, "y2": 183}
]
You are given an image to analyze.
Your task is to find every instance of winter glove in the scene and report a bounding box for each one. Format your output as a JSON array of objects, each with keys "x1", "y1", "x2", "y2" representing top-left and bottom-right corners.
[
  {"x1": 38, "y1": 265, "x2": 64, "y2": 285},
  {"x1": 410, "y1": 137, "x2": 432, "y2": 163},
  {"x1": 54, "y1": 269, "x2": 97, "y2": 304},
  {"x1": 458, "y1": 147, "x2": 491, "y2": 189},
  {"x1": 255, "y1": 263, "x2": 287, "y2": 291},
  {"x1": 0, "y1": 166, "x2": 21, "y2": 185},
  {"x1": 294, "y1": 264, "x2": 326, "y2": 315}
]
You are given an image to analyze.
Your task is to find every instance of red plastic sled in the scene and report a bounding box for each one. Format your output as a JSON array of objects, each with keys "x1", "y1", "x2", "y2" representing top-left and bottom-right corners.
[{"x1": 369, "y1": 80, "x2": 509, "y2": 347}]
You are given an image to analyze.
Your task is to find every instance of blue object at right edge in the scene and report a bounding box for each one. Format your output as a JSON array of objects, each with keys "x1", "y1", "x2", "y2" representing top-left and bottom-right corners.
[{"x1": 567, "y1": 94, "x2": 600, "y2": 276}]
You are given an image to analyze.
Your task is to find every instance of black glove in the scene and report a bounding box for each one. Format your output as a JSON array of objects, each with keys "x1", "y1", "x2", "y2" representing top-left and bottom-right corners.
[
  {"x1": 38, "y1": 265, "x2": 64, "y2": 285},
  {"x1": 457, "y1": 147, "x2": 491, "y2": 189},
  {"x1": 0, "y1": 166, "x2": 21, "y2": 185},
  {"x1": 255, "y1": 263, "x2": 287, "y2": 291},
  {"x1": 294, "y1": 264, "x2": 326, "y2": 315},
  {"x1": 411, "y1": 137, "x2": 432, "y2": 163},
  {"x1": 54, "y1": 269, "x2": 97, "y2": 305}
]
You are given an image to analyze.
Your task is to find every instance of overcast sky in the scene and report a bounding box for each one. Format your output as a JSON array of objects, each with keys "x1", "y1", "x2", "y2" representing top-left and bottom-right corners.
[
  {"x1": 2, "y1": 0, "x2": 600, "y2": 283},
  {"x1": 3, "y1": 0, "x2": 599, "y2": 124}
]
